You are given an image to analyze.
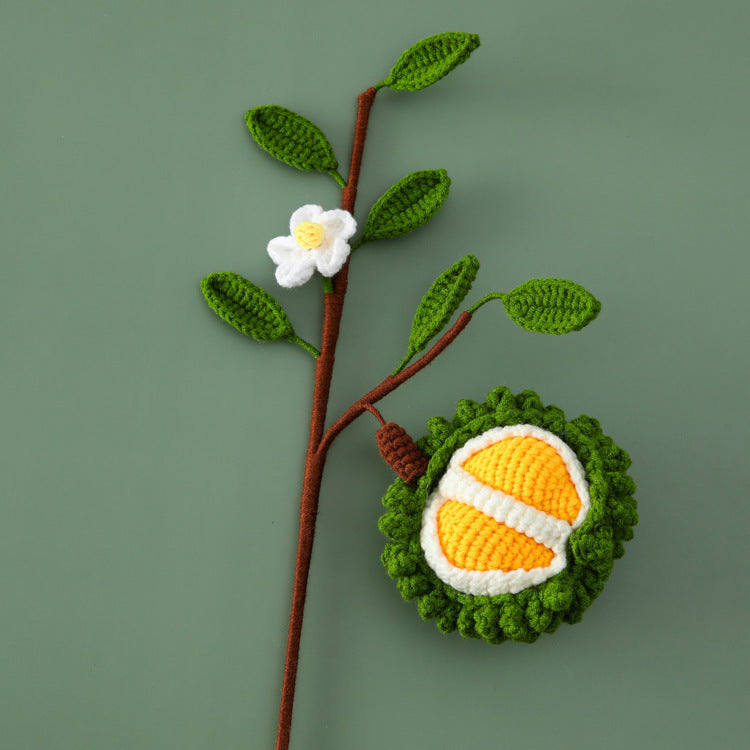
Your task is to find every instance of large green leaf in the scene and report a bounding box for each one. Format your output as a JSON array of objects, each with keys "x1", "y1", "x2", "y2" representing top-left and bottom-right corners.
[
  {"x1": 378, "y1": 32, "x2": 481, "y2": 92},
  {"x1": 361, "y1": 169, "x2": 451, "y2": 243},
  {"x1": 245, "y1": 105, "x2": 339, "y2": 175},
  {"x1": 201, "y1": 272, "x2": 295, "y2": 342},
  {"x1": 502, "y1": 278, "x2": 601, "y2": 334},
  {"x1": 395, "y1": 255, "x2": 480, "y2": 373}
]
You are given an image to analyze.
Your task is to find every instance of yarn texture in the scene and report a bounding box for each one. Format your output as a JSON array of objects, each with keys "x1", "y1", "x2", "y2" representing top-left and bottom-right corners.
[
  {"x1": 378, "y1": 387, "x2": 637, "y2": 644},
  {"x1": 201, "y1": 272, "x2": 294, "y2": 341},
  {"x1": 376, "y1": 422, "x2": 429, "y2": 485},
  {"x1": 267, "y1": 204, "x2": 357, "y2": 288},
  {"x1": 437, "y1": 502, "x2": 555, "y2": 572},
  {"x1": 502, "y1": 278, "x2": 601, "y2": 334},
  {"x1": 396, "y1": 254, "x2": 479, "y2": 373},
  {"x1": 245, "y1": 105, "x2": 341, "y2": 180},
  {"x1": 378, "y1": 32, "x2": 481, "y2": 92},
  {"x1": 200, "y1": 272, "x2": 319, "y2": 356},
  {"x1": 361, "y1": 169, "x2": 451, "y2": 243},
  {"x1": 420, "y1": 424, "x2": 591, "y2": 596}
]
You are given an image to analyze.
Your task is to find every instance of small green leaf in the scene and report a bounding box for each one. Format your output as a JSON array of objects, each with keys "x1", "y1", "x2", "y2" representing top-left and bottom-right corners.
[
  {"x1": 245, "y1": 105, "x2": 340, "y2": 177},
  {"x1": 378, "y1": 32, "x2": 480, "y2": 92},
  {"x1": 201, "y1": 272, "x2": 295, "y2": 342},
  {"x1": 362, "y1": 169, "x2": 451, "y2": 243},
  {"x1": 395, "y1": 255, "x2": 480, "y2": 373},
  {"x1": 502, "y1": 279, "x2": 601, "y2": 334}
]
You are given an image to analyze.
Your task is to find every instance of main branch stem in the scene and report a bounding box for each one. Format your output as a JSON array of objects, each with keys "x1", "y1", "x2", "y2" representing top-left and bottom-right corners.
[
  {"x1": 275, "y1": 87, "x2": 377, "y2": 750},
  {"x1": 275, "y1": 88, "x2": 474, "y2": 750}
]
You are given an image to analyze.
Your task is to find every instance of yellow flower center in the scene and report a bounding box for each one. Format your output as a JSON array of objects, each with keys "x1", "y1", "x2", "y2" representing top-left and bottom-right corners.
[{"x1": 294, "y1": 221, "x2": 325, "y2": 250}]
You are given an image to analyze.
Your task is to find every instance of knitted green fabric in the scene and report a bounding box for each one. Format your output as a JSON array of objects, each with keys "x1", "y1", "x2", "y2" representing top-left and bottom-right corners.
[
  {"x1": 378, "y1": 32, "x2": 481, "y2": 92},
  {"x1": 245, "y1": 105, "x2": 341, "y2": 179},
  {"x1": 502, "y1": 279, "x2": 601, "y2": 334},
  {"x1": 395, "y1": 254, "x2": 479, "y2": 373},
  {"x1": 201, "y1": 272, "x2": 320, "y2": 358},
  {"x1": 378, "y1": 387, "x2": 637, "y2": 645},
  {"x1": 361, "y1": 169, "x2": 451, "y2": 243}
]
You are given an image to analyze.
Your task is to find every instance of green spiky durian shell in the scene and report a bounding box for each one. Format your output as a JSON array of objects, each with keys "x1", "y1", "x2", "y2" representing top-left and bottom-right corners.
[{"x1": 378, "y1": 387, "x2": 637, "y2": 645}]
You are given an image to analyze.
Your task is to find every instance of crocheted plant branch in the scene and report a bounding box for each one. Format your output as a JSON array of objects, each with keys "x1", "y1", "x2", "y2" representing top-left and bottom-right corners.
[{"x1": 199, "y1": 31, "x2": 635, "y2": 750}]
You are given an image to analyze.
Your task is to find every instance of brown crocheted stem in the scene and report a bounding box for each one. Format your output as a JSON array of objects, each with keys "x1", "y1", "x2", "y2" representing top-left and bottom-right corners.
[
  {"x1": 276, "y1": 87, "x2": 473, "y2": 750},
  {"x1": 318, "y1": 311, "x2": 474, "y2": 457},
  {"x1": 277, "y1": 319, "x2": 474, "y2": 750},
  {"x1": 341, "y1": 88, "x2": 377, "y2": 212},
  {"x1": 275, "y1": 87, "x2": 377, "y2": 750},
  {"x1": 363, "y1": 403, "x2": 387, "y2": 426}
]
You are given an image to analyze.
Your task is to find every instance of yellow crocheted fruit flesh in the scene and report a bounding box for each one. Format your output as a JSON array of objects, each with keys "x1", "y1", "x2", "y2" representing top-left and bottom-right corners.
[
  {"x1": 462, "y1": 436, "x2": 581, "y2": 523},
  {"x1": 437, "y1": 500, "x2": 555, "y2": 572},
  {"x1": 422, "y1": 426, "x2": 590, "y2": 592}
]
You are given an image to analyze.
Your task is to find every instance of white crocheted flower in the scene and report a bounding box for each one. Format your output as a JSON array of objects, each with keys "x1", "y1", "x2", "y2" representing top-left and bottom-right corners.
[{"x1": 267, "y1": 205, "x2": 357, "y2": 288}]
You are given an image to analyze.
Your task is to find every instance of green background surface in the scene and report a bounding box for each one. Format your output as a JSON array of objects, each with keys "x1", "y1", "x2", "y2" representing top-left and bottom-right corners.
[{"x1": 2, "y1": 2, "x2": 749, "y2": 748}]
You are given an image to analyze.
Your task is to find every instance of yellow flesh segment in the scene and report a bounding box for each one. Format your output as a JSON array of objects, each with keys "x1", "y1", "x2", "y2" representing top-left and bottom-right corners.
[
  {"x1": 462, "y1": 436, "x2": 581, "y2": 523},
  {"x1": 437, "y1": 500, "x2": 555, "y2": 572}
]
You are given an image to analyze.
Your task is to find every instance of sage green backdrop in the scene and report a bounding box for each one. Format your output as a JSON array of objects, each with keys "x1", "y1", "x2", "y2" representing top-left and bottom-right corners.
[{"x1": 2, "y1": 2, "x2": 749, "y2": 748}]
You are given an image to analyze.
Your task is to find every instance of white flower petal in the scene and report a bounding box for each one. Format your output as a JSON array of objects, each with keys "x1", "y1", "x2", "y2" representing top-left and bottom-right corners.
[
  {"x1": 315, "y1": 236, "x2": 351, "y2": 277},
  {"x1": 319, "y1": 209, "x2": 357, "y2": 241},
  {"x1": 275, "y1": 255, "x2": 316, "y2": 288},
  {"x1": 268, "y1": 205, "x2": 355, "y2": 287},
  {"x1": 267, "y1": 235, "x2": 298, "y2": 265},
  {"x1": 289, "y1": 204, "x2": 324, "y2": 236},
  {"x1": 315, "y1": 232, "x2": 335, "y2": 254}
]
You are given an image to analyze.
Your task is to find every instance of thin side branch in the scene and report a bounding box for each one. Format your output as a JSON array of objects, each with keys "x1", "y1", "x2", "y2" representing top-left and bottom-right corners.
[{"x1": 317, "y1": 311, "x2": 473, "y2": 457}]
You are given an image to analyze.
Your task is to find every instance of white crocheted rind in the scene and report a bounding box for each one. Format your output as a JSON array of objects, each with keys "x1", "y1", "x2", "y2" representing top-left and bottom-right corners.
[
  {"x1": 420, "y1": 425, "x2": 591, "y2": 596},
  {"x1": 267, "y1": 204, "x2": 357, "y2": 288}
]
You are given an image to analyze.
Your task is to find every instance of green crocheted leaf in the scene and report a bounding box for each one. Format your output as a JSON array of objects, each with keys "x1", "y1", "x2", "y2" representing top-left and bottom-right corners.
[
  {"x1": 503, "y1": 279, "x2": 601, "y2": 334},
  {"x1": 379, "y1": 32, "x2": 481, "y2": 91},
  {"x1": 201, "y1": 272, "x2": 295, "y2": 342},
  {"x1": 395, "y1": 255, "x2": 480, "y2": 373},
  {"x1": 245, "y1": 105, "x2": 340, "y2": 177},
  {"x1": 361, "y1": 169, "x2": 451, "y2": 243}
]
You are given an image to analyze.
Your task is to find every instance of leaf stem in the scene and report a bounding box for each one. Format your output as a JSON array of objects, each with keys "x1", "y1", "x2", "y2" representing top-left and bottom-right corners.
[
  {"x1": 329, "y1": 170, "x2": 347, "y2": 188},
  {"x1": 393, "y1": 349, "x2": 415, "y2": 375},
  {"x1": 467, "y1": 291, "x2": 506, "y2": 314},
  {"x1": 288, "y1": 335, "x2": 320, "y2": 358},
  {"x1": 350, "y1": 236, "x2": 366, "y2": 253},
  {"x1": 362, "y1": 403, "x2": 386, "y2": 426}
]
